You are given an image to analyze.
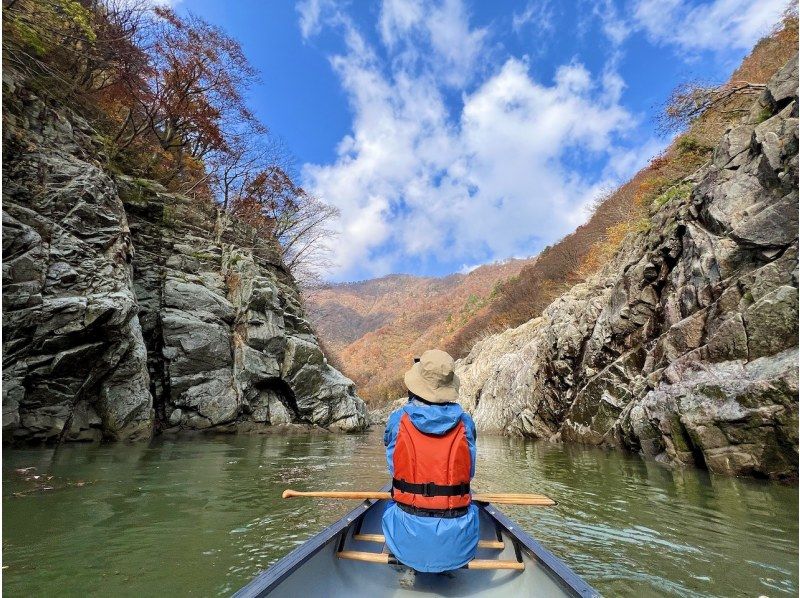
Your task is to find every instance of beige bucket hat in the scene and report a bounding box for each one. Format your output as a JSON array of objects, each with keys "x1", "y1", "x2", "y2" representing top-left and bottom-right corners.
[{"x1": 404, "y1": 349, "x2": 460, "y2": 404}]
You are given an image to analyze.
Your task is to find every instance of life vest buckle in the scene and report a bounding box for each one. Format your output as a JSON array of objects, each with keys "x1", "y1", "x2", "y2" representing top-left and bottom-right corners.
[{"x1": 422, "y1": 482, "x2": 436, "y2": 497}]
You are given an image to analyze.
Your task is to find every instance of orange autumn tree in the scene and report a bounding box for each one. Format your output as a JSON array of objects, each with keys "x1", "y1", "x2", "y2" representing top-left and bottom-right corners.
[{"x1": 120, "y1": 8, "x2": 265, "y2": 188}]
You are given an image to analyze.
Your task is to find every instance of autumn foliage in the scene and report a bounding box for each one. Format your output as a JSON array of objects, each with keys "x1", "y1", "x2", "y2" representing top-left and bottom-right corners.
[
  {"x1": 2, "y1": 0, "x2": 338, "y2": 282},
  {"x1": 307, "y1": 262, "x2": 533, "y2": 403}
]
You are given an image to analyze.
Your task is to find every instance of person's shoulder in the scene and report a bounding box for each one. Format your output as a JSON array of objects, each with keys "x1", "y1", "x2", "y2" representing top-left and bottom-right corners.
[
  {"x1": 459, "y1": 410, "x2": 476, "y2": 432},
  {"x1": 386, "y1": 404, "x2": 407, "y2": 427}
]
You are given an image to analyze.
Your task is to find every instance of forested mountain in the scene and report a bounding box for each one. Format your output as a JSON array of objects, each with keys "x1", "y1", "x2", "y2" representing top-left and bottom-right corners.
[{"x1": 306, "y1": 258, "x2": 533, "y2": 401}]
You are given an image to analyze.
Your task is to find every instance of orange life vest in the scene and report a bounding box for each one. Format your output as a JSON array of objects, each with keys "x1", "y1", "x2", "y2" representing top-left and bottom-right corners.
[{"x1": 391, "y1": 412, "x2": 472, "y2": 512}]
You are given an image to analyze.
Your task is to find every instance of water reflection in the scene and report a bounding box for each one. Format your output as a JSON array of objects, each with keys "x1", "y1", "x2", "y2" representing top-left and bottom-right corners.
[{"x1": 3, "y1": 430, "x2": 797, "y2": 597}]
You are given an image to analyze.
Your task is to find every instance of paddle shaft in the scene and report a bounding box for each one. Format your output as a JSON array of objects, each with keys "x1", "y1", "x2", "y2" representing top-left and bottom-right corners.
[{"x1": 282, "y1": 489, "x2": 556, "y2": 506}]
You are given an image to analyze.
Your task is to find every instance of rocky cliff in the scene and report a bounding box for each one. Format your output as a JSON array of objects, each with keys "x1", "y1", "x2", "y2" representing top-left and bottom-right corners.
[
  {"x1": 457, "y1": 57, "x2": 799, "y2": 480},
  {"x1": 2, "y1": 72, "x2": 368, "y2": 443}
]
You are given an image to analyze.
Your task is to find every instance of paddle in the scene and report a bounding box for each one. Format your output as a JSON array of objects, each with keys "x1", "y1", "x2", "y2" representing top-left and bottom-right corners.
[{"x1": 282, "y1": 489, "x2": 556, "y2": 506}]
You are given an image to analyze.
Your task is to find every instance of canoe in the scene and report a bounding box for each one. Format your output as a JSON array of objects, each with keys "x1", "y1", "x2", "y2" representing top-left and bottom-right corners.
[{"x1": 233, "y1": 491, "x2": 599, "y2": 597}]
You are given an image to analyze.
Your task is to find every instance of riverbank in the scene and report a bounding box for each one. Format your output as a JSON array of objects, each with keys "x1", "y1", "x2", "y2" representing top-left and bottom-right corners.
[{"x1": 3, "y1": 430, "x2": 797, "y2": 596}]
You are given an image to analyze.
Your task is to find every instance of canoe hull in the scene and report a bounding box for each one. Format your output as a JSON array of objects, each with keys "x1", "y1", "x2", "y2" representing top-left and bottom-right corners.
[{"x1": 234, "y1": 497, "x2": 598, "y2": 597}]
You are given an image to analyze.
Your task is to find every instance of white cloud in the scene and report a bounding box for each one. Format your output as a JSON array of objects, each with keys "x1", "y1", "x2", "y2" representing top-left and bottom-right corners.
[
  {"x1": 633, "y1": 0, "x2": 787, "y2": 52},
  {"x1": 594, "y1": 0, "x2": 630, "y2": 46},
  {"x1": 378, "y1": 0, "x2": 488, "y2": 86},
  {"x1": 379, "y1": 0, "x2": 425, "y2": 46},
  {"x1": 512, "y1": 0, "x2": 554, "y2": 34},
  {"x1": 296, "y1": 0, "x2": 338, "y2": 39},
  {"x1": 429, "y1": 0, "x2": 489, "y2": 84},
  {"x1": 295, "y1": 0, "x2": 670, "y2": 280}
]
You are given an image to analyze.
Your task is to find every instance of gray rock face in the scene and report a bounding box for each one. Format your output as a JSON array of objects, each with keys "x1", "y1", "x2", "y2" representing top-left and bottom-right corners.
[
  {"x1": 124, "y1": 190, "x2": 368, "y2": 433},
  {"x1": 625, "y1": 348, "x2": 797, "y2": 479},
  {"x1": 457, "y1": 57, "x2": 799, "y2": 480},
  {"x1": 2, "y1": 75, "x2": 153, "y2": 443},
  {"x1": 2, "y1": 71, "x2": 367, "y2": 443}
]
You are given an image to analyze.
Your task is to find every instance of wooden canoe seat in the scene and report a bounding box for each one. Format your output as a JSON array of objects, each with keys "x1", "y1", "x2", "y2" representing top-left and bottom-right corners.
[
  {"x1": 353, "y1": 533, "x2": 504, "y2": 550},
  {"x1": 337, "y1": 550, "x2": 524, "y2": 571}
]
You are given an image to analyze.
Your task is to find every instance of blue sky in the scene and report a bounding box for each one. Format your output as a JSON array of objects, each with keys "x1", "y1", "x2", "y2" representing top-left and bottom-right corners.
[{"x1": 171, "y1": 0, "x2": 788, "y2": 282}]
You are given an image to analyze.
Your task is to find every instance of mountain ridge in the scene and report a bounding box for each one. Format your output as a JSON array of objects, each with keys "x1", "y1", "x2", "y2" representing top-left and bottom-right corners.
[{"x1": 306, "y1": 257, "x2": 535, "y2": 400}]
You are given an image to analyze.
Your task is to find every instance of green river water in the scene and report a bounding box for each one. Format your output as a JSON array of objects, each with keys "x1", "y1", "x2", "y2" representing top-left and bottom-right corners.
[{"x1": 3, "y1": 429, "x2": 797, "y2": 597}]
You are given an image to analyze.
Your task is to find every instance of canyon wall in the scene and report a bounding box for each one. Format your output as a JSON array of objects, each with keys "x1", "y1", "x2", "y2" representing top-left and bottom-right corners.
[
  {"x1": 2, "y1": 71, "x2": 367, "y2": 443},
  {"x1": 457, "y1": 57, "x2": 799, "y2": 480}
]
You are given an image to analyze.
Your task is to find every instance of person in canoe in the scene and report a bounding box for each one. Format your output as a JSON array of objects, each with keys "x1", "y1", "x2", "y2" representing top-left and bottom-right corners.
[{"x1": 383, "y1": 349, "x2": 479, "y2": 573}]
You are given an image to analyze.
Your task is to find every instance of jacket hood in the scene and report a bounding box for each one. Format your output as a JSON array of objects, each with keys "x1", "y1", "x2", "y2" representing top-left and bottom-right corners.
[{"x1": 402, "y1": 400, "x2": 465, "y2": 435}]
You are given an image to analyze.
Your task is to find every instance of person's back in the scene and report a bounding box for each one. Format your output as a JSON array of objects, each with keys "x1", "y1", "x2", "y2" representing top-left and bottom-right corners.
[{"x1": 382, "y1": 349, "x2": 479, "y2": 572}]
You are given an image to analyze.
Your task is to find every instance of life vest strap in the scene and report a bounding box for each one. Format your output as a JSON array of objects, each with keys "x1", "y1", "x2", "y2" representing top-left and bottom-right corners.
[
  {"x1": 392, "y1": 477, "x2": 470, "y2": 497},
  {"x1": 395, "y1": 502, "x2": 469, "y2": 518}
]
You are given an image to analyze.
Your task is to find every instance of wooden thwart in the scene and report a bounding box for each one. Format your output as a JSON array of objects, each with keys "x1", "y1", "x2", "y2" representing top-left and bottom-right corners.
[
  {"x1": 282, "y1": 489, "x2": 556, "y2": 506},
  {"x1": 353, "y1": 533, "x2": 504, "y2": 550},
  {"x1": 337, "y1": 550, "x2": 393, "y2": 564},
  {"x1": 337, "y1": 550, "x2": 525, "y2": 571}
]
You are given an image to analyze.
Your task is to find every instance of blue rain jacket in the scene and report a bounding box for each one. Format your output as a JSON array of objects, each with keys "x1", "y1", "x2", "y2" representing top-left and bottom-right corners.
[{"x1": 382, "y1": 399, "x2": 479, "y2": 572}]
